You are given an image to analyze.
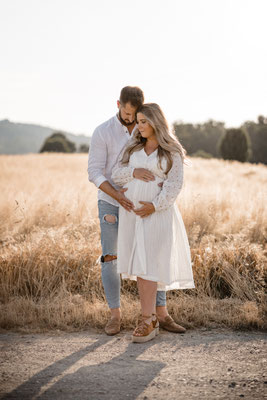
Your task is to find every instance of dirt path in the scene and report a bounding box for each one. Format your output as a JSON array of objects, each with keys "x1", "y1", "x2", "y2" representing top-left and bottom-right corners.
[{"x1": 0, "y1": 328, "x2": 266, "y2": 400}]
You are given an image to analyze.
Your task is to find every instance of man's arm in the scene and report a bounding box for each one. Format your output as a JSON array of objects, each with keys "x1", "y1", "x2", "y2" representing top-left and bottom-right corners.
[
  {"x1": 99, "y1": 181, "x2": 133, "y2": 211},
  {"x1": 88, "y1": 127, "x2": 108, "y2": 188},
  {"x1": 88, "y1": 128, "x2": 134, "y2": 211}
]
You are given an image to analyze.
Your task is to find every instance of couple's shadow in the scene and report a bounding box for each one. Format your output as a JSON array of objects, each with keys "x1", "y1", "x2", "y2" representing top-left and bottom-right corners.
[{"x1": 3, "y1": 334, "x2": 165, "y2": 400}]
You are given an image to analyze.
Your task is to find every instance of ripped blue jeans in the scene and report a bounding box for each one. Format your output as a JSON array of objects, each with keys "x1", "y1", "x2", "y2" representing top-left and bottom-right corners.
[{"x1": 98, "y1": 200, "x2": 166, "y2": 309}]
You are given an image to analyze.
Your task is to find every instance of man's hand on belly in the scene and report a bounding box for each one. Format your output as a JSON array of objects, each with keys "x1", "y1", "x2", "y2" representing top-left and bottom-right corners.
[
  {"x1": 133, "y1": 168, "x2": 155, "y2": 182},
  {"x1": 134, "y1": 201, "x2": 155, "y2": 218},
  {"x1": 115, "y1": 188, "x2": 134, "y2": 212}
]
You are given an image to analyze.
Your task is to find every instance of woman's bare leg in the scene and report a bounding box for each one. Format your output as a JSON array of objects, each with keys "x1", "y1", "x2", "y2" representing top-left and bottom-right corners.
[
  {"x1": 132, "y1": 277, "x2": 158, "y2": 341},
  {"x1": 137, "y1": 277, "x2": 157, "y2": 317}
]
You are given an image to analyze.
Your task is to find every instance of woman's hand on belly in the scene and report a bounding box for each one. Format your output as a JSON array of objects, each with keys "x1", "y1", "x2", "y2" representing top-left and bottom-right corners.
[
  {"x1": 133, "y1": 168, "x2": 155, "y2": 182},
  {"x1": 134, "y1": 201, "x2": 155, "y2": 218}
]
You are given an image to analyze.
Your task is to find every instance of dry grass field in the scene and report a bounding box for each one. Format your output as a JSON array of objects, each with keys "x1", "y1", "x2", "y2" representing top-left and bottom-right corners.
[{"x1": 0, "y1": 153, "x2": 266, "y2": 332}]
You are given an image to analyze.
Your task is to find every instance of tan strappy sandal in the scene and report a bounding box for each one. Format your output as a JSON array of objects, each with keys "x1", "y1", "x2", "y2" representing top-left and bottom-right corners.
[
  {"x1": 152, "y1": 313, "x2": 159, "y2": 335},
  {"x1": 132, "y1": 315, "x2": 157, "y2": 343}
]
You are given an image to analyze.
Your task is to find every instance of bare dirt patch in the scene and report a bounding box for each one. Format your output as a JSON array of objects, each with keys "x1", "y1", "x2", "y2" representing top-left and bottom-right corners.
[{"x1": 0, "y1": 328, "x2": 266, "y2": 399}]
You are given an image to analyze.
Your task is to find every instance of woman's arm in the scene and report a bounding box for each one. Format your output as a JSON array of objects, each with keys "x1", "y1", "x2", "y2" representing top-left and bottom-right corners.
[
  {"x1": 152, "y1": 152, "x2": 184, "y2": 212},
  {"x1": 111, "y1": 156, "x2": 135, "y2": 186},
  {"x1": 112, "y1": 153, "x2": 156, "y2": 187}
]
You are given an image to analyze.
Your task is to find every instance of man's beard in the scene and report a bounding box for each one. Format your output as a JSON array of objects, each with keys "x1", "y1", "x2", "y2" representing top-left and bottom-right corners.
[{"x1": 118, "y1": 110, "x2": 135, "y2": 126}]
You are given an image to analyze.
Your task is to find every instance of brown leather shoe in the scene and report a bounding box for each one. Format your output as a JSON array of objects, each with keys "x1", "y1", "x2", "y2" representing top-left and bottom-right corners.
[
  {"x1": 104, "y1": 317, "x2": 120, "y2": 336},
  {"x1": 159, "y1": 315, "x2": 186, "y2": 333}
]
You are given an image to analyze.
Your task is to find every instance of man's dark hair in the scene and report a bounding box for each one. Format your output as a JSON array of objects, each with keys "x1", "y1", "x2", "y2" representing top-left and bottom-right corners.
[{"x1": 119, "y1": 86, "x2": 144, "y2": 108}]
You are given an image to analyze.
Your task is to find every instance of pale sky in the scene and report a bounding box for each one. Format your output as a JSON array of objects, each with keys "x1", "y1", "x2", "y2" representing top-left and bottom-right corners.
[{"x1": 0, "y1": 0, "x2": 266, "y2": 136}]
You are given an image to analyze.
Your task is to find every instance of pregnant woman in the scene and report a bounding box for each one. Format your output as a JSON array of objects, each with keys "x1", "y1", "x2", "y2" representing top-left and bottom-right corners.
[{"x1": 112, "y1": 103, "x2": 194, "y2": 343}]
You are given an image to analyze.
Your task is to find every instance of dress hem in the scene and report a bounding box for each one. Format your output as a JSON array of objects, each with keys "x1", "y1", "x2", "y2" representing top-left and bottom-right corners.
[{"x1": 120, "y1": 273, "x2": 195, "y2": 291}]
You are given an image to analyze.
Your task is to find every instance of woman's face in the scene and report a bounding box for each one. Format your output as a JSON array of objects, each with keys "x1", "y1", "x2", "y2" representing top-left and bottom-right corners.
[{"x1": 137, "y1": 112, "x2": 156, "y2": 139}]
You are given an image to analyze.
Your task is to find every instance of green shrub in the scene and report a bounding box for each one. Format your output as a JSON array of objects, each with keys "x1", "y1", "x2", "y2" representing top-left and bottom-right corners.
[
  {"x1": 219, "y1": 128, "x2": 250, "y2": 162},
  {"x1": 40, "y1": 132, "x2": 76, "y2": 153}
]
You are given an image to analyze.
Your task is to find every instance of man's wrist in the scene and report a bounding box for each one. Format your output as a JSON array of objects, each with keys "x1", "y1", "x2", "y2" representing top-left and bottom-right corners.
[
  {"x1": 113, "y1": 190, "x2": 121, "y2": 201},
  {"x1": 99, "y1": 181, "x2": 121, "y2": 201}
]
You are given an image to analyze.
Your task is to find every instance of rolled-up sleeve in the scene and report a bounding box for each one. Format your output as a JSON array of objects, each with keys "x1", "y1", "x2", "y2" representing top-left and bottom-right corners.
[{"x1": 87, "y1": 128, "x2": 108, "y2": 188}]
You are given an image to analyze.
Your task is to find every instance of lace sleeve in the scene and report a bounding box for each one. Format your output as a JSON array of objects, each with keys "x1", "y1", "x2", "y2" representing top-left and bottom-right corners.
[
  {"x1": 111, "y1": 155, "x2": 134, "y2": 187},
  {"x1": 152, "y1": 152, "x2": 183, "y2": 212}
]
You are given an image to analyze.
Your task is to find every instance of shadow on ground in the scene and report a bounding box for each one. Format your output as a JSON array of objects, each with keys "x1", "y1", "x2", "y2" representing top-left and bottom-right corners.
[
  {"x1": 1, "y1": 334, "x2": 165, "y2": 400},
  {"x1": 1, "y1": 329, "x2": 266, "y2": 400}
]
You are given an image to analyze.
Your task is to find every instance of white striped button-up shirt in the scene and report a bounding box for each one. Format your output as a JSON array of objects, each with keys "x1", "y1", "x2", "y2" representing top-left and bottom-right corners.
[{"x1": 88, "y1": 114, "x2": 137, "y2": 207}]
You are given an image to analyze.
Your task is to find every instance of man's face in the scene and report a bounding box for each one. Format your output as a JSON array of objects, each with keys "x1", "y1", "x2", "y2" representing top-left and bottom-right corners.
[{"x1": 117, "y1": 101, "x2": 137, "y2": 126}]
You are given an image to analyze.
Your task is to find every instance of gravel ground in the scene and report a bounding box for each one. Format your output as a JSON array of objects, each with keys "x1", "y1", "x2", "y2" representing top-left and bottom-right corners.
[{"x1": 0, "y1": 328, "x2": 266, "y2": 400}]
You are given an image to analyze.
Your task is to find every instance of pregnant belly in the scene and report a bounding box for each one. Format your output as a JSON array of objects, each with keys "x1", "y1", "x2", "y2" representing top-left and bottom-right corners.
[{"x1": 124, "y1": 178, "x2": 163, "y2": 206}]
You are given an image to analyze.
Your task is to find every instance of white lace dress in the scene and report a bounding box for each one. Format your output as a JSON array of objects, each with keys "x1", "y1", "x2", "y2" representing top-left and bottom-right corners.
[{"x1": 111, "y1": 148, "x2": 195, "y2": 291}]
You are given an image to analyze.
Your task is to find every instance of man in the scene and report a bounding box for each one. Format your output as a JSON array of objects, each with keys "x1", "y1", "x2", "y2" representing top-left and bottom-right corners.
[{"x1": 88, "y1": 86, "x2": 185, "y2": 335}]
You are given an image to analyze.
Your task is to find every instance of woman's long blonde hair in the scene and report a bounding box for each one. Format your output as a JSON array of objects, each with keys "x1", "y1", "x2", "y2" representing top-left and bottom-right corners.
[{"x1": 120, "y1": 103, "x2": 186, "y2": 174}]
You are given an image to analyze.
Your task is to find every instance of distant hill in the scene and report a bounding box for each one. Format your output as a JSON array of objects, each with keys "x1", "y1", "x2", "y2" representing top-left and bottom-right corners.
[{"x1": 0, "y1": 119, "x2": 90, "y2": 154}]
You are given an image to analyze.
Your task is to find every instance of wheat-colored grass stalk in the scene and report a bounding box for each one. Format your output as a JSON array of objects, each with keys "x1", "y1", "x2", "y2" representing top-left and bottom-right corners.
[{"x1": 0, "y1": 154, "x2": 266, "y2": 332}]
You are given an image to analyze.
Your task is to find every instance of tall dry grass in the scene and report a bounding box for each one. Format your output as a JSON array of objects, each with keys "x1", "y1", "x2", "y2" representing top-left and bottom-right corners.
[{"x1": 0, "y1": 153, "x2": 266, "y2": 332}]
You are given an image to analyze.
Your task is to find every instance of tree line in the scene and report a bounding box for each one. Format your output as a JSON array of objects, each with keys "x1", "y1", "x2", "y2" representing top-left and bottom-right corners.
[
  {"x1": 173, "y1": 115, "x2": 267, "y2": 164},
  {"x1": 40, "y1": 115, "x2": 267, "y2": 164}
]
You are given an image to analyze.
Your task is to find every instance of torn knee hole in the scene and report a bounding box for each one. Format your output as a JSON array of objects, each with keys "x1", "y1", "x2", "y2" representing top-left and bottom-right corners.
[
  {"x1": 103, "y1": 254, "x2": 117, "y2": 262},
  {"x1": 103, "y1": 214, "x2": 117, "y2": 224}
]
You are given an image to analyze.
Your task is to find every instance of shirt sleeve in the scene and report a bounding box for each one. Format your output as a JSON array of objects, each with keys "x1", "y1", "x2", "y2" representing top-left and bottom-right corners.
[
  {"x1": 87, "y1": 127, "x2": 108, "y2": 188},
  {"x1": 152, "y1": 152, "x2": 184, "y2": 212},
  {"x1": 111, "y1": 152, "x2": 135, "y2": 187}
]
